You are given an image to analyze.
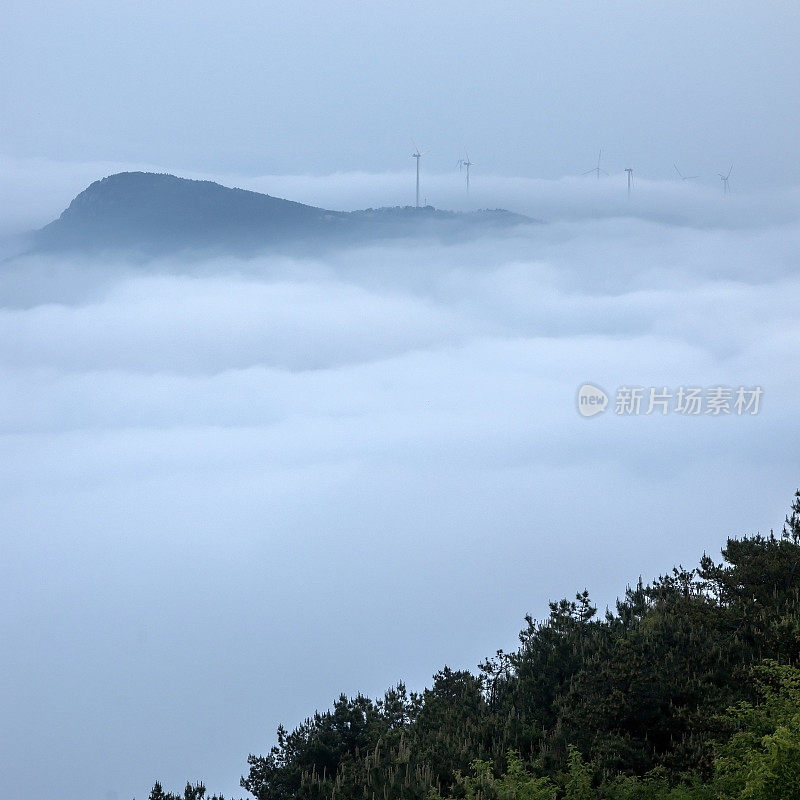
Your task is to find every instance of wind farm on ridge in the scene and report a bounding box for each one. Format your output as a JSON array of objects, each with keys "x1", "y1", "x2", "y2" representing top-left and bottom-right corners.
[{"x1": 409, "y1": 141, "x2": 735, "y2": 207}]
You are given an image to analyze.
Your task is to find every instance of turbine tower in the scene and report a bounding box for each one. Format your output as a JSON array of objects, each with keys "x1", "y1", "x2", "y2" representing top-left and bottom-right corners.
[
  {"x1": 412, "y1": 141, "x2": 427, "y2": 208},
  {"x1": 583, "y1": 149, "x2": 608, "y2": 179},
  {"x1": 457, "y1": 153, "x2": 474, "y2": 194},
  {"x1": 719, "y1": 164, "x2": 733, "y2": 195},
  {"x1": 674, "y1": 164, "x2": 698, "y2": 181},
  {"x1": 625, "y1": 167, "x2": 634, "y2": 199}
]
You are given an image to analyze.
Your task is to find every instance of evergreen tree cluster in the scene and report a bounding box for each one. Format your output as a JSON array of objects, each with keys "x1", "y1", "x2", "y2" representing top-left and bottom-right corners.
[{"x1": 154, "y1": 491, "x2": 800, "y2": 800}]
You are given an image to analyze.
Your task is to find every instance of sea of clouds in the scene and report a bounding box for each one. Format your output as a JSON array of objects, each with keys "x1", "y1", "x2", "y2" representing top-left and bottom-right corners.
[{"x1": 1, "y1": 158, "x2": 799, "y2": 800}]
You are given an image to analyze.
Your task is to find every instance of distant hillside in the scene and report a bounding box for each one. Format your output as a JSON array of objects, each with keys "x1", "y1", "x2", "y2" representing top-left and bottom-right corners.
[{"x1": 34, "y1": 172, "x2": 533, "y2": 256}]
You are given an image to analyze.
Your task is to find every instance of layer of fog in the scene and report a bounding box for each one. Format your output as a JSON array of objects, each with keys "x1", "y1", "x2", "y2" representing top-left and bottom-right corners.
[
  {"x1": 5, "y1": 154, "x2": 800, "y2": 241},
  {"x1": 1, "y1": 178, "x2": 799, "y2": 800}
]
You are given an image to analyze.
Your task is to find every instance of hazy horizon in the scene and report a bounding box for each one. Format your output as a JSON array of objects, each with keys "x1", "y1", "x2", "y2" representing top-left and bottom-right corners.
[{"x1": 4, "y1": 1, "x2": 800, "y2": 190}]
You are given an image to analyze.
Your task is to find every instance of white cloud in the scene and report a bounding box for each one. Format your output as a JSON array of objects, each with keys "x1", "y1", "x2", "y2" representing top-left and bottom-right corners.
[
  {"x1": 4, "y1": 154, "x2": 800, "y2": 238},
  {"x1": 1, "y1": 171, "x2": 799, "y2": 800}
]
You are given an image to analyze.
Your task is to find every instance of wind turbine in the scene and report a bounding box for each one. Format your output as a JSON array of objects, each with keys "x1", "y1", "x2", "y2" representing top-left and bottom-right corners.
[
  {"x1": 457, "y1": 153, "x2": 474, "y2": 194},
  {"x1": 412, "y1": 141, "x2": 428, "y2": 208},
  {"x1": 674, "y1": 163, "x2": 698, "y2": 181},
  {"x1": 583, "y1": 149, "x2": 608, "y2": 179},
  {"x1": 625, "y1": 167, "x2": 634, "y2": 199},
  {"x1": 718, "y1": 164, "x2": 733, "y2": 195}
]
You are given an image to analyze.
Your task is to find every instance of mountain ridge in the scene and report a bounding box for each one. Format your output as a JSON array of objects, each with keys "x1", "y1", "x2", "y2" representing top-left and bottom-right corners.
[{"x1": 34, "y1": 171, "x2": 534, "y2": 256}]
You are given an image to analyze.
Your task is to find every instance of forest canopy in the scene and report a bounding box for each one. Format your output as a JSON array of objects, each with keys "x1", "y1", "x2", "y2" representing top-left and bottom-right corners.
[{"x1": 152, "y1": 491, "x2": 800, "y2": 800}]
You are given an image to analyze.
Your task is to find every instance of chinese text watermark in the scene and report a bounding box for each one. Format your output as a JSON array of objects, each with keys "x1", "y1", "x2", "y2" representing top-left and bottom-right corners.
[{"x1": 577, "y1": 384, "x2": 763, "y2": 418}]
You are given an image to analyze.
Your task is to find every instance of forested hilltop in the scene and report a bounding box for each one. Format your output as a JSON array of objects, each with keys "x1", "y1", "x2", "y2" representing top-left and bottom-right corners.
[{"x1": 153, "y1": 492, "x2": 800, "y2": 800}]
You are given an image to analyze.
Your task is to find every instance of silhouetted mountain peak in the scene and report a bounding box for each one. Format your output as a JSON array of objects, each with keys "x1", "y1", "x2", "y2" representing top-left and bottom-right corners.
[{"x1": 35, "y1": 172, "x2": 534, "y2": 256}]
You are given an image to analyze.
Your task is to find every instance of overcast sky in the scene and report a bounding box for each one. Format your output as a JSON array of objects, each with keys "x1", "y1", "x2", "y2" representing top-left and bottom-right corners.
[
  {"x1": 1, "y1": 4, "x2": 799, "y2": 800},
  {"x1": 3, "y1": 0, "x2": 800, "y2": 190}
]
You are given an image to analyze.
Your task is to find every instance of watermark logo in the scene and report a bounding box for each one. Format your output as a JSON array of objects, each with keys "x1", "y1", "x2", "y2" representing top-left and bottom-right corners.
[
  {"x1": 577, "y1": 383, "x2": 609, "y2": 417},
  {"x1": 576, "y1": 384, "x2": 763, "y2": 417}
]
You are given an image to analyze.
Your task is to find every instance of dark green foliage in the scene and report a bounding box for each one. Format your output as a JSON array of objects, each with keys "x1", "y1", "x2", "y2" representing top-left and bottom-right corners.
[
  {"x1": 713, "y1": 660, "x2": 800, "y2": 798},
  {"x1": 160, "y1": 491, "x2": 800, "y2": 800},
  {"x1": 148, "y1": 783, "x2": 168, "y2": 800},
  {"x1": 242, "y1": 684, "x2": 431, "y2": 800},
  {"x1": 431, "y1": 751, "x2": 556, "y2": 800},
  {"x1": 148, "y1": 781, "x2": 227, "y2": 800},
  {"x1": 433, "y1": 660, "x2": 800, "y2": 799}
]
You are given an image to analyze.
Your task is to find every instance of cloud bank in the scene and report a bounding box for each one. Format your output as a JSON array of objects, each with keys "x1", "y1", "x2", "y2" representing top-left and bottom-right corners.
[
  {"x1": 1, "y1": 173, "x2": 799, "y2": 800},
  {"x1": 5, "y1": 154, "x2": 800, "y2": 238}
]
